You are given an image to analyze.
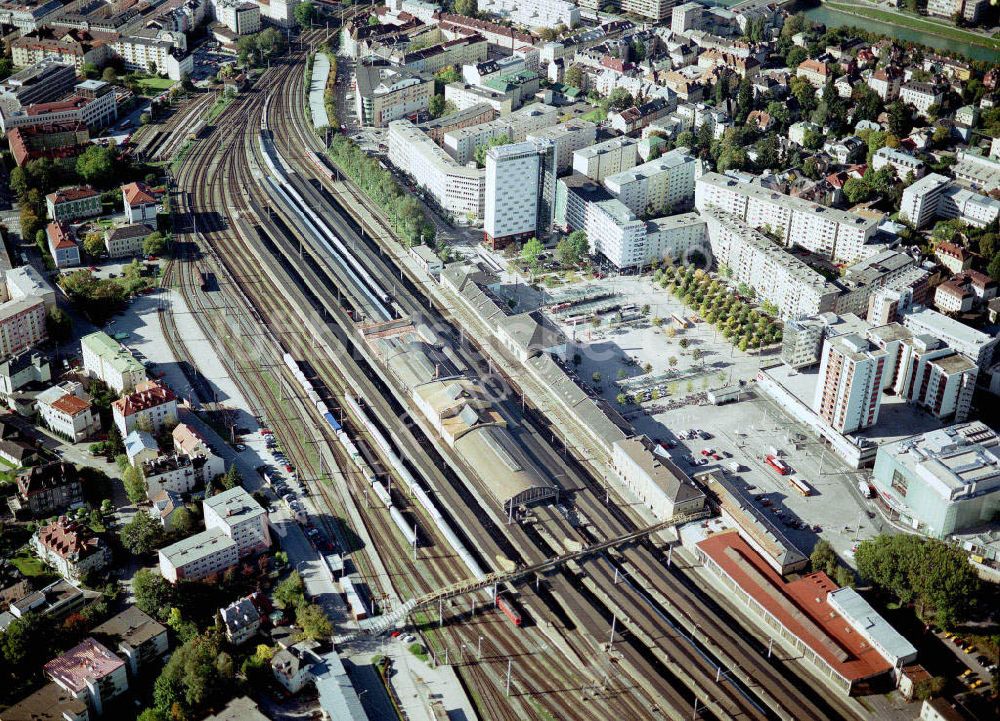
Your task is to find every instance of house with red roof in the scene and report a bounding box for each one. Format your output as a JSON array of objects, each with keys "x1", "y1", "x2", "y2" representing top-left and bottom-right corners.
[
  {"x1": 46, "y1": 221, "x2": 81, "y2": 269},
  {"x1": 122, "y1": 182, "x2": 158, "y2": 224},
  {"x1": 112, "y1": 379, "x2": 177, "y2": 437},
  {"x1": 45, "y1": 185, "x2": 101, "y2": 222},
  {"x1": 31, "y1": 517, "x2": 110, "y2": 582}
]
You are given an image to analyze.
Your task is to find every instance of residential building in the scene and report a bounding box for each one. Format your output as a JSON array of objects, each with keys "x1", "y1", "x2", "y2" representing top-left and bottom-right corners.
[
  {"x1": 867, "y1": 67, "x2": 902, "y2": 101},
  {"x1": 935, "y1": 241, "x2": 972, "y2": 274},
  {"x1": 903, "y1": 305, "x2": 999, "y2": 370},
  {"x1": 215, "y1": 0, "x2": 260, "y2": 35},
  {"x1": 484, "y1": 141, "x2": 544, "y2": 249},
  {"x1": 32, "y1": 517, "x2": 109, "y2": 583},
  {"x1": 150, "y1": 488, "x2": 186, "y2": 531},
  {"x1": 112, "y1": 380, "x2": 177, "y2": 438},
  {"x1": 573, "y1": 137, "x2": 639, "y2": 182},
  {"x1": 271, "y1": 641, "x2": 320, "y2": 694},
  {"x1": 477, "y1": 0, "x2": 579, "y2": 28},
  {"x1": 610, "y1": 436, "x2": 705, "y2": 521},
  {"x1": 387, "y1": 120, "x2": 486, "y2": 218},
  {"x1": 935, "y1": 279, "x2": 973, "y2": 314},
  {"x1": 14, "y1": 463, "x2": 82, "y2": 517},
  {"x1": 604, "y1": 149, "x2": 698, "y2": 217},
  {"x1": 44, "y1": 638, "x2": 128, "y2": 716},
  {"x1": 219, "y1": 596, "x2": 261, "y2": 645},
  {"x1": 4, "y1": 579, "x2": 87, "y2": 624},
  {"x1": 927, "y1": 0, "x2": 986, "y2": 22},
  {"x1": 122, "y1": 182, "x2": 158, "y2": 224},
  {"x1": 0, "y1": 682, "x2": 89, "y2": 721},
  {"x1": 81, "y1": 331, "x2": 146, "y2": 393},
  {"x1": 620, "y1": 0, "x2": 672, "y2": 21},
  {"x1": 797, "y1": 59, "x2": 830, "y2": 88},
  {"x1": 201, "y1": 697, "x2": 271, "y2": 721},
  {"x1": 872, "y1": 422, "x2": 1000, "y2": 538},
  {"x1": 442, "y1": 103, "x2": 559, "y2": 165},
  {"x1": 158, "y1": 528, "x2": 239, "y2": 583},
  {"x1": 397, "y1": 34, "x2": 488, "y2": 75},
  {"x1": 952, "y1": 149, "x2": 1000, "y2": 193},
  {"x1": 172, "y1": 422, "x2": 216, "y2": 458},
  {"x1": 8, "y1": 121, "x2": 90, "y2": 167},
  {"x1": 45, "y1": 186, "x2": 101, "y2": 222},
  {"x1": 36, "y1": 383, "x2": 99, "y2": 442},
  {"x1": 124, "y1": 430, "x2": 159, "y2": 468},
  {"x1": 702, "y1": 209, "x2": 843, "y2": 318},
  {"x1": 354, "y1": 65, "x2": 433, "y2": 127},
  {"x1": 92, "y1": 606, "x2": 168, "y2": 677},
  {"x1": 814, "y1": 334, "x2": 887, "y2": 434},
  {"x1": 0, "y1": 418, "x2": 39, "y2": 467},
  {"x1": 46, "y1": 222, "x2": 81, "y2": 269},
  {"x1": 587, "y1": 201, "x2": 707, "y2": 270},
  {"x1": 204, "y1": 485, "x2": 270, "y2": 558},
  {"x1": 608, "y1": 97, "x2": 672, "y2": 135},
  {"x1": 899, "y1": 82, "x2": 943, "y2": 116},
  {"x1": 526, "y1": 119, "x2": 596, "y2": 174},
  {"x1": 112, "y1": 35, "x2": 191, "y2": 81},
  {"x1": 142, "y1": 453, "x2": 222, "y2": 497},
  {"x1": 0, "y1": 295, "x2": 46, "y2": 358},
  {"x1": 0, "y1": 350, "x2": 50, "y2": 396},
  {"x1": 9, "y1": 31, "x2": 108, "y2": 79},
  {"x1": 781, "y1": 314, "x2": 869, "y2": 370},
  {"x1": 871, "y1": 147, "x2": 925, "y2": 180},
  {"x1": 104, "y1": 223, "x2": 152, "y2": 258},
  {"x1": 695, "y1": 172, "x2": 879, "y2": 263}
]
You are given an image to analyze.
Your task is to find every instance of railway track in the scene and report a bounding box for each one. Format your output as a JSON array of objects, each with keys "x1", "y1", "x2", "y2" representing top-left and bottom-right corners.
[
  {"x1": 259, "y1": 35, "x2": 863, "y2": 721},
  {"x1": 166, "y1": 53, "x2": 641, "y2": 721}
]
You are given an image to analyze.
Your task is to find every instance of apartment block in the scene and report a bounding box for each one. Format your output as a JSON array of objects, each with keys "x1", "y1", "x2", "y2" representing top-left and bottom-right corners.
[
  {"x1": 871, "y1": 147, "x2": 926, "y2": 180},
  {"x1": 388, "y1": 119, "x2": 485, "y2": 218},
  {"x1": 13, "y1": 462, "x2": 81, "y2": 517},
  {"x1": 952, "y1": 149, "x2": 1000, "y2": 193},
  {"x1": 443, "y1": 103, "x2": 559, "y2": 165},
  {"x1": 158, "y1": 528, "x2": 239, "y2": 583},
  {"x1": 814, "y1": 333, "x2": 887, "y2": 434},
  {"x1": 354, "y1": 65, "x2": 433, "y2": 127},
  {"x1": 215, "y1": 0, "x2": 260, "y2": 35},
  {"x1": 46, "y1": 222, "x2": 81, "y2": 269},
  {"x1": 478, "y1": 0, "x2": 580, "y2": 28},
  {"x1": 702, "y1": 209, "x2": 843, "y2": 318},
  {"x1": 604, "y1": 148, "x2": 698, "y2": 217},
  {"x1": 36, "y1": 383, "x2": 99, "y2": 442},
  {"x1": 572, "y1": 137, "x2": 639, "y2": 182},
  {"x1": 526, "y1": 119, "x2": 597, "y2": 174},
  {"x1": 203, "y1": 485, "x2": 270, "y2": 558},
  {"x1": 899, "y1": 82, "x2": 943, "y2": 116},
  {"x1": 142, "y1": 453, "x2": 223, "y2": 498},
  {"x1": 92, "y1": 606, "x2": 168, "y2": 677},
  {"x1": 695, "y1": 172, "x2": 879, "y2": 263},
  {"x1": 81, "y1": 331, "x2": 146, "y2": 393},
  {"x1": 122, "y1": 182, "x2": 158, "y2": 225},
  {"x1": 903, "y1": 305, "x2": 999, "y2": 370},
  {"x1": 620, "y1": 0, "x2": 672, "y2": 21},
  {"x1": 104, "y1": 223, "x2": 152, "y2": 258},
  {"x1": 219, "y1": 596, "x2": 261, "y2": 645}
]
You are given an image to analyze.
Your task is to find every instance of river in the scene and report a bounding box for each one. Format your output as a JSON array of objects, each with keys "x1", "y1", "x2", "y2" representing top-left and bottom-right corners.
[{"x1": 704, "y1": 0, "x2": 999, "y2": 63}]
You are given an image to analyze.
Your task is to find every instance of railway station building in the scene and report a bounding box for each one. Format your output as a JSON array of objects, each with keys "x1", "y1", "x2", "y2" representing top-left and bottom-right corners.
[{"x1": 695, "y1": 530, "x2": 904, "y2": 695}]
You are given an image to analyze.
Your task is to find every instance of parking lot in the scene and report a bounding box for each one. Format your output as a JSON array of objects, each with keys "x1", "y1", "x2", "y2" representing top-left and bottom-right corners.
[{"x1": 191, "y1": 43, "x2": 234, "y2": 85}]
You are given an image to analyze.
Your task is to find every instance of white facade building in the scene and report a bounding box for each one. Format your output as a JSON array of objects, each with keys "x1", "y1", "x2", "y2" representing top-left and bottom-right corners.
[
  {"x1": 81, "y1": 331, "x2": 146, "y2": 394},
  {"x1": 604, "y1": 149, "x2": 699, "y2": 217},
  {"x1": 443, "y1": 103, "x2": 559, "y2": 165},
  {"x1": 526, "y1": 119, "x2": 596, "y2": 174},
  {"x1": 903, "y1": 305, "x2": 999, "y2": 370},
  {"x1": 484, "y1": 142, "x2": 542, "y2": 248},
  {"x1": 695, "y1": 172, "x2": 879, "y2": 263},
  {"x1": 203, "y1": 485, "x2": 270, "y2": 558},
  {"x1": 572, "y1": 137, "x2": 639, "y2": 182},
  {"x1": 871, "y1": 146, "x2": 926, "y2": 180},
  {"x1": 814, "y1": 333, "x2": 887, "y2": 434},
  {"x1": 478, "y1": 0, "x2": 579, "y2": 29}
]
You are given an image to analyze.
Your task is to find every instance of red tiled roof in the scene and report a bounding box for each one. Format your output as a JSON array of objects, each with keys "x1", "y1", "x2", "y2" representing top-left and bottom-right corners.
[
  {"x1": 112, "y1": 380, "x2": 175, "y2": 418},
  {"x1": 46, "y1": 222, "x2": 76, "y2": 250},
  {"x1": 798, "y1": 59, "x2": 828, "y2": 76},
  {"x1": 697, "y1": 531, "x2": 891, "y2": 683},
  {"x1": 36, "y1": 518, "x2": 102, "y2": 560},
  {"x1": 122, "y1": 181, "x2": 156, "y2": 207},
  {"x1": 50, "y1": 395, "x2": 91, "y2": 416},
  {"x1": 46, "y1": 185, "x2": 97, "y2": 205}
]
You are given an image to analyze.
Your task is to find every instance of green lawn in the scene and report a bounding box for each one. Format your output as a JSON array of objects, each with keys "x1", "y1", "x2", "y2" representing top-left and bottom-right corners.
[
  {"x1": 11, "y1": 552, "x2": 49, "y2": 578},
  {"x1": 824, "y1": 1, "x2": 1000, "y2": 51},
  {"x1": 581, "y1": 107, "x2": 607, "y2": 123},
  {"x1": 135, "y1": 76, "x2": 177, "y2": 94}
]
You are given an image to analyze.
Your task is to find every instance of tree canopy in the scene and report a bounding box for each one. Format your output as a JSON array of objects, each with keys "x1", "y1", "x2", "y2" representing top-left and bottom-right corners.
[
  {"x1": 855, "y1": 535, "x2": 982, "y2": 628},
  {"x1": 120, "y1": 511, "x2": 166, "y2": 556},
  {"x1": 76, "y1": 145, "x2": 117, "y2": 185}
]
